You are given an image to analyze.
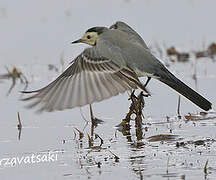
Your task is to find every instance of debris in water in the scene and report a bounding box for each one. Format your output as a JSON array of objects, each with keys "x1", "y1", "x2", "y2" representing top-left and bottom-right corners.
[
  {"x1": 74, "y1": 128, "x2": 84, "y2": 140},
  {"x1": 147, "y1": 134, "x2": 178, "y2": 142},
  {"x1": 108, "y1": 150, "x2": 120, "y2": 162},
  {"x1": 204, "y1": 160, "x2": 208, "y2": 174},
  {"x1": 0, "y1": 66, "x2": 28, "y2": 96},
  {"x1": 17, "y1": 112, "x2": 22, "y2": 140},
  {"x1": 166, "y1": 46, "x2": 189, "y2": 62}
]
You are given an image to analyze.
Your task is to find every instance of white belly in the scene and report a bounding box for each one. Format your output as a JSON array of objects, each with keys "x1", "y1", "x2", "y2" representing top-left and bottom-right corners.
[{"x1": 134, "y1": 68, "x2": 159, "y2": 78}]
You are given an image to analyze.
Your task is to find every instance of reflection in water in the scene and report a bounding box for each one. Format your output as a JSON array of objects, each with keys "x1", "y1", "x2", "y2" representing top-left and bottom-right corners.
[
  {"x1": 192, "y1": 58, "x2": 198, "y2": 90},
  {"x1": 115, "y1": 91, "x2": 148, "y2": 179},
  {"x1": 147, "y1": 134, "x2": 178, "y2": 142},
  {"x1": 117, "y1": 91, "x2": 147, "y2": 142},
  {"x1": 73, "y1": 105, "x2": 105, "y2": 153},
  {"x1": 78, "y1": 105, "x2": 105, "y2": 150},
  {"x1": 51, "y1": 97, "x2": 216, "y2": 180}
]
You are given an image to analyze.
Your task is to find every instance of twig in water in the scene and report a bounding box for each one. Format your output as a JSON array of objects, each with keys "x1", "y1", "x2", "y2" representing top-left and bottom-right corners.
[
  {"x1": 108, "y1": 150, "x2": 120, "y2": 162},
  {"x1": 204, "y1": 159, "x2": 208, "y2": 174},
  {"x1": 87, "y1": 134, "x2": 93, "y2": 148},
  {"x1": 166, "y1": 156, "x2": 170, "y2": 174},
  {"x1": 79, "y1": 108, "x2": 89, "y2": 123},
  {"x1": 177, "y1": 95, "x2": 181, "y2": 119},
  {"x1": 95, "y1": 134, "x2": 103, "y2": 147},
  {"x1": 79, "y1": 108, "x2": 89, "y2": 132},
  {"x1": 74, "y1": 128, "x2": 84, "y2": 140},
  {"x1": 73, "y1": 130, "x2": 76, "y2": 140},
  {"x1": 138, "y1": 167, "x2": 143, "y2": 180},
  {"x1": 17, "y1": 112, "x2": 22, "y2": 140}
]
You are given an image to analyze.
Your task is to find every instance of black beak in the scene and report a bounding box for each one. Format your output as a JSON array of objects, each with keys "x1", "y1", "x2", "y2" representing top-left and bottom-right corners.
[{"x1": 71, "y1": 39, "x2": 83, "y2": 44}]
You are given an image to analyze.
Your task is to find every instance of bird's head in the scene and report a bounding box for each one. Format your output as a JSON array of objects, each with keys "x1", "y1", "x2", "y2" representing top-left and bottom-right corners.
[{"x1": 72, "y1": 27, "x2": 107, "y2": 46}]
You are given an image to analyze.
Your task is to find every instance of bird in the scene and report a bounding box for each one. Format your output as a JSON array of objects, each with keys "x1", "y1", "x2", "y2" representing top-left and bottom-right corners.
[
  {"x1": 22, "y1": 21, "x2": 212, "y2": 112},
  {"x1": 110, "y1": 21, "x2": 149, "y2": 50},
  {"x1": 109, "y1": 21, "x2": 152, "y2": 87}
]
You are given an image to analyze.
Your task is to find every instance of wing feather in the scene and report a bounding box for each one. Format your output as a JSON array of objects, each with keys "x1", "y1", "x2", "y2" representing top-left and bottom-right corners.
[{"x1": 22, "y1": 47, "x2": 147, "y2": 112}]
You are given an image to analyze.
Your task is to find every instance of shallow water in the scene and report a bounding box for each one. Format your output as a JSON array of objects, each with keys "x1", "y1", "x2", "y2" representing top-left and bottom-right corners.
[
  {"x1": 0, "y1": 0, "x2": 216, "y2": 179},
  {"x1": 0, "y1": 57, "x2": 215, "y2": 180}
]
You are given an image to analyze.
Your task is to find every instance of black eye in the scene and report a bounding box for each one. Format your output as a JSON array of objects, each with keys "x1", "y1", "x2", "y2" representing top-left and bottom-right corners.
[{"x1": 87, "y1": 35, "x2": 91, "y2": 39}]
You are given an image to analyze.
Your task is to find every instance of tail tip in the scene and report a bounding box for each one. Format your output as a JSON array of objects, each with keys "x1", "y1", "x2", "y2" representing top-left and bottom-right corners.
[{"x1": 203, "y1": 102, "x2": 212, "y2": 111}]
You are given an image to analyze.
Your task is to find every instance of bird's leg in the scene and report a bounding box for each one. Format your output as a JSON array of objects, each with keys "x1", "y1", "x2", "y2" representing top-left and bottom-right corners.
[
  {"x1": 89, "y1": 104, "x2": 94, "y2": 122},
  {"x1": 89, "y1": 104, "x2": 95, "y2": 137},
  {"x1": 138, "y1": 77, "x2": 151, "y2": 97},
  {"x1": 144, "y1": 77, "x2": 151, "y2": 88}
]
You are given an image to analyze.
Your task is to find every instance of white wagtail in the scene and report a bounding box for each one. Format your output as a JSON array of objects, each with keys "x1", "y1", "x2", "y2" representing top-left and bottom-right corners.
[{"x1": 22, "y1": 21, "x2": 212, "y2": 112}]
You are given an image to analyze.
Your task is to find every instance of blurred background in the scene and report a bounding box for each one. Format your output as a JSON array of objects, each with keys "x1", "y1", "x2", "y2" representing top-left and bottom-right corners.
[
  {"x1": 0, "y1": 0, "x2": 216, "y2": 180},
  {"x1": 1, "y1": 0, "x2": 216, "y2": 64}
]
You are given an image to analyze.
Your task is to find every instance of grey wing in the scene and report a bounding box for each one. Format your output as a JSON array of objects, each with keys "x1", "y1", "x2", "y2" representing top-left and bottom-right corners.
[
  {"x1": 21, "y1": 47, "x2": 145, "y2": 112},
  {"x1": 110, "y1": 21, "x2": 149, "y2": 49}
]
